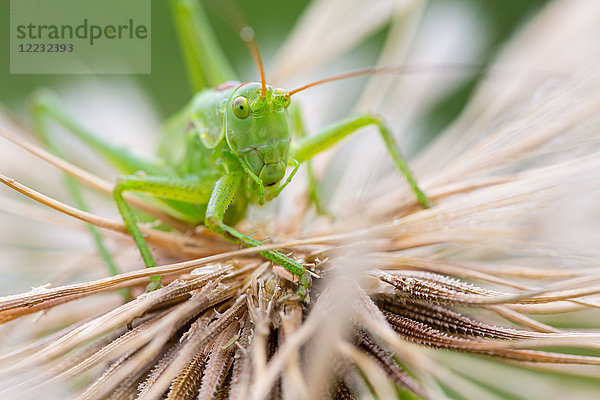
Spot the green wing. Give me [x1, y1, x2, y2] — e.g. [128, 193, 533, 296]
[158, 88, 232, 164]
[190, 89, 230, 149]
[191, 99, 227, 149]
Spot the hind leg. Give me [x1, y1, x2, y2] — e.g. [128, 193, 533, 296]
[29, 93, 156, 300]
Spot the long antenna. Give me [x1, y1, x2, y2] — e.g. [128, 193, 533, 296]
[285, 63, 489, 97]
[240, 27, 267, 98]
[204, 0, 268, 98]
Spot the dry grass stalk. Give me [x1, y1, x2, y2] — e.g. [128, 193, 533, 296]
[2, 1, 600, 399]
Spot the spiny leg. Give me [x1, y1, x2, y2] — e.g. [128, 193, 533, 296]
[169, 0, 237, 92]
[29, 94, 134, 300]
[275, 158, 300, 197]
[205, 174, 311, 297]
[29, 90, 166, 176]
[113, 175, 212, 290]
[289, 104, 332, 216]
[291, 113, 433, 208]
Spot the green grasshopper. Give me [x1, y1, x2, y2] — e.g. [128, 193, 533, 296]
[28, 0, 431, 298]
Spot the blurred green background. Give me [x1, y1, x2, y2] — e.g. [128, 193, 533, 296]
[1, 0, 548, 123]
[7, 2, 600, 399]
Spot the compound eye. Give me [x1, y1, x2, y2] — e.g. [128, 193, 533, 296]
[232, 96, 250, 119]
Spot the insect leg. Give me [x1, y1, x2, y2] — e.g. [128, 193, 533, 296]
[29, 89, 166, 176]
[169, 0, 237, 92]
[291, 114, 433, 208]
[205, 174, 311, 297]
[275, 158, 300, 196]
[113, 175, 212, 290]
[29, 93, 134, 300]
[289, 104, 333, 216]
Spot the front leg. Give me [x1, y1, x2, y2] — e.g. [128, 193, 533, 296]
[291, 114, 433, 208]
[205, 174, 312, 297]
[289, 104, 331, 216]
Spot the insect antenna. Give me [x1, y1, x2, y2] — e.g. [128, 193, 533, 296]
[240, 26, 267, 98]
[285, 63, 490, 97]
[205, 0, 267, 98]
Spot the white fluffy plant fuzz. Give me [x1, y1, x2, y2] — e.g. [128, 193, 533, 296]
[2, 0, 600, 399]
